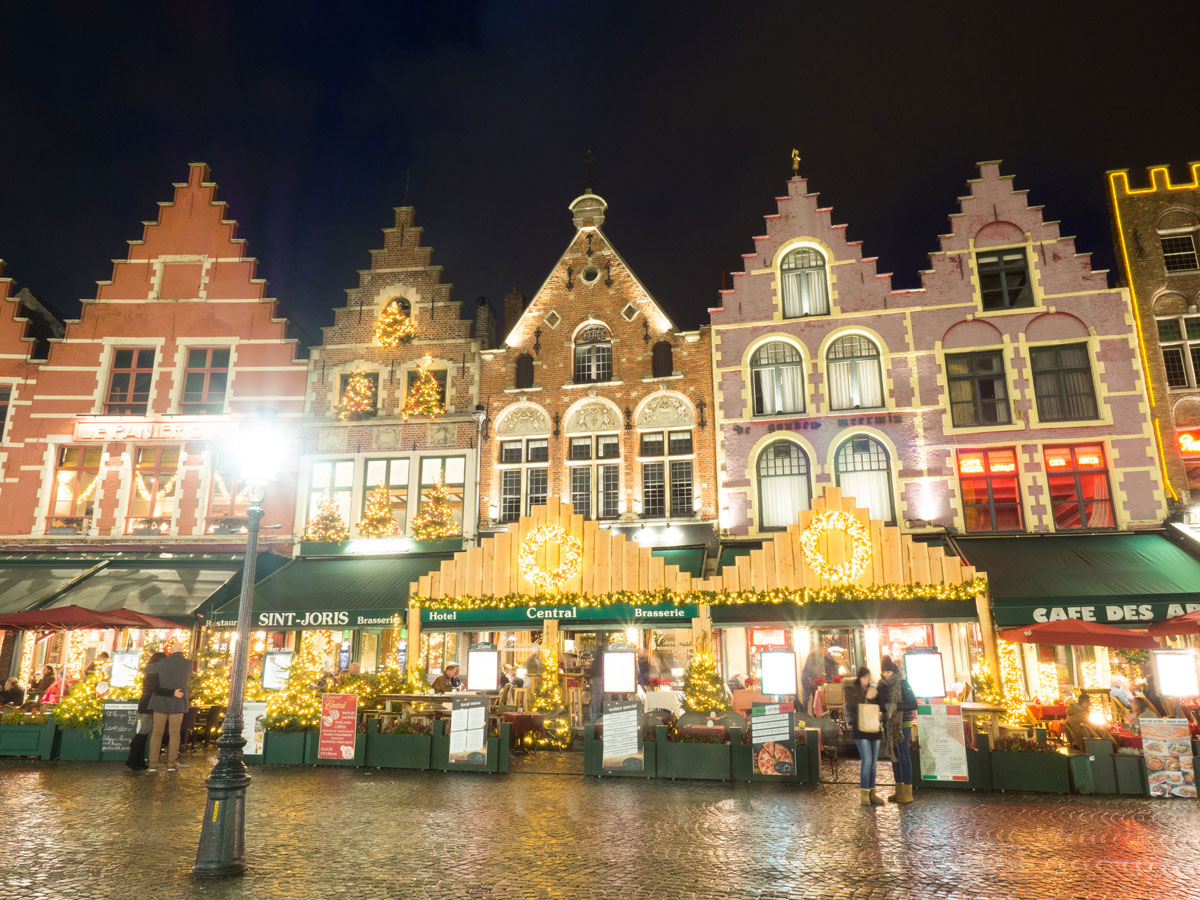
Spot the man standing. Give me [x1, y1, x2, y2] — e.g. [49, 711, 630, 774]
[147, 646, 191, 773]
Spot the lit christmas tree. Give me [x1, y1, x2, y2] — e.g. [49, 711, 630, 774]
[682, 636, 729, 715]
[302, 493, 349, 543]
[263, 630, 333, 732]
[528, 645, 572, 749]
[374, 299, 415, 347]
[358, 485, 399, 538]
[411, 478, 459, 540]
[337, 371, 377, 422]
[401, 355, 444, 422]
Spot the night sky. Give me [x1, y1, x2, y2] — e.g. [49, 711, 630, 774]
[2, 2, 1199, 338]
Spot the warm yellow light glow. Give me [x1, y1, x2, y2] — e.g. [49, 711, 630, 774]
[518, 524, 583, 592]
[799, 510, 871, 583]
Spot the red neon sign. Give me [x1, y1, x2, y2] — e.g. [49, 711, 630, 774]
[1180, 431, 1200, 456]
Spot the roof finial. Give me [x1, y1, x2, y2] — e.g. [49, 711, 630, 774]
[584, 148, 595, 192]
[791, 149, 801, 176]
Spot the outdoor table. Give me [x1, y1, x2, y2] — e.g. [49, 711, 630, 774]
[959, 702, 1005, 742]
[643, 690, 684, 716]
[1114, 731, 1143, 749]
[377, 692, 485, 719]
[502, 711, 544, 743]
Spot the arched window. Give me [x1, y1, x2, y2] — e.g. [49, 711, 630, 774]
[827, 335, 884, 410]
[751, 342, 805, 416]
[834, 436, 894, 524]
[780, 247, 829, 317]
[756, 441, 811, 530]
[573, 324, 612, 383]
[651, 340, 673, 378]
[391, 297, 412, 315]
[514, 353, 534, 389]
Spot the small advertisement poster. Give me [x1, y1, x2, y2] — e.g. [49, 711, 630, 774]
[449, 697, 488, 766]
[602, 700, 643, 771]
[262, 652, 293, 691]
[100, 701, 140, 753]
[242, 701, 268, 756]
[1140, 718, 1195, 798]
[317, 693, 358, 761]
[916, 701, 969, 782]
[108, 651, 140, 689]
[751, 702, 796, 776]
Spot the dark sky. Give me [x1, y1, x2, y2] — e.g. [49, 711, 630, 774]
[2, 2, 1199, 338]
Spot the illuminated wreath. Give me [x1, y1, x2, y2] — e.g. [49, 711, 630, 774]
[799, 510, 872, 584]
[519, 524, 583, 592]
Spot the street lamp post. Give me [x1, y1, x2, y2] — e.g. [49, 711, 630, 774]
[193, 413, 281, 878]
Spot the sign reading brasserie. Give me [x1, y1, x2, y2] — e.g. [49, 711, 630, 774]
[993, 600, 1200, 627]
[420, 603, 699, 625]
[73, 416, 235, 443]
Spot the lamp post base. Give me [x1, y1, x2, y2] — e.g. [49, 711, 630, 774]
[192, 777, 249, 877]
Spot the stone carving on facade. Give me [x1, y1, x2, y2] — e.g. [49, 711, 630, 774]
[428, 423, 456, 447]
[565, 401, 621, 434]
[317, 429, 348, 452]
[375, 426, 402, 450]
[496, 404, 550, 436]
[636, 393, 694, 429]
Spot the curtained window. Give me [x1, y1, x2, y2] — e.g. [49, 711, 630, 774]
[751, 342, 805, 416]
[574, 324, 613, 383]
[756, 441, 811, 530]
[1044, 445, 1115, 530]
[780, 247, 829, 317]
[834, 436, 894, 524]
[1030, 343, 1098, 422]
[827, 335, 884, 411]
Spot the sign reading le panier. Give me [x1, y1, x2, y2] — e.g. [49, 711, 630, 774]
[421, 603, 698, 625]
[993, 600, 1200, 627]
[73, 416, 235, 443]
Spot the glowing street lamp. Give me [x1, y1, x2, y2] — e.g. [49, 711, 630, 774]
[193, 410, 283, 877]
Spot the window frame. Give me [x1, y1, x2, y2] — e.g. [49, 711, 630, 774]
[1161, 234, 1200, 273]
[126, 445, 181, 534]
[573, 324, 613, 384]
[779, 246, 830, 318]
[833, 435, 895, 525]
[180, 347, 230, 415]
[946, 349, 1012, 428]
[306, 458, 355, 531]
[1029, 342, 1099, 423]
[48, 446, 102, 533]
[826, 334, 885, 412]
[1043, 444, 1116, 531]
[403, 368, 448, 411]
[339, 371, 382, 420]
[362, 457, 411, 534]
[750, 341, 805, 417]
[494, 440, 547, 523]
[1155, 314, 1200, 390]
[976, 248, 1034, 311]
[639, 428, 694, 518]
[956, 448, 1023, 533]
[514, 353, 535, 390]
[756, 440, 812, 532]
[418, 455, 467, 531]
[104, 347, 156, 415]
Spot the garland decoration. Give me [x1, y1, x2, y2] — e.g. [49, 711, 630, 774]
[518, 524, 583, 592]
[374, 299, 416, 347]
[799, 509, 871, 583]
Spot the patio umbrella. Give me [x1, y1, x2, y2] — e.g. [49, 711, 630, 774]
[0, 605, 177, 631]
[997, 619, 1159, 650]
[1147, 609, 1200, 637]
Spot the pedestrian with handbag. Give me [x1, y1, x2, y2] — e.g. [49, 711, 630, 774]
[879, 656, 916, 804]
[845, 666, 884, 806]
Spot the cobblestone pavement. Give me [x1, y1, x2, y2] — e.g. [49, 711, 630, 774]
[3, 753, 1200, 900]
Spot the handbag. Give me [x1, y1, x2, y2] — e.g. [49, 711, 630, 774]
[857, 701, 881, 733]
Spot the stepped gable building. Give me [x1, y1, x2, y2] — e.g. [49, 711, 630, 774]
[712, 162, 1165, 539]
[1108, 163, 1200, 507]
[477, 190, 717, 553]
[299, 206, 486, 542]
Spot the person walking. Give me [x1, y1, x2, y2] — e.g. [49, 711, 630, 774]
[845, 666, 884, 806]
[125, 652, 182, 771]
[879, 656, 916, 804]
[146, 646, 191, 773]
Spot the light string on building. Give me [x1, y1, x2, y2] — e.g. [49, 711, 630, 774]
[133, 467, 180, 501]
[798, 509, 872, 583]
[374, 299, 416, 348]
[518, 524, 584, 592]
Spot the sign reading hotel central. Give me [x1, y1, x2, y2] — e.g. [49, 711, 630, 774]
[421, 603, 699, 625]
[73, 416, 235, 443]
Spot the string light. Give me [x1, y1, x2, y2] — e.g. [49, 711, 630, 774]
[525, 644, 571, 749]
[19, 632, 36, 684]
[302, 493, 349, 543]
[374, 299, 416, 347]
[411, 478, 459, 540]
[133, 468, 180, 501]
[799, 509, 872, 583]
[358, 485, 400, 538]
[682, 635, 728, 715]
[1080, 661, 1100, 689]
[1037, 661, 1059, 702]
[401, 355, 444, 422]
[518, 525, 583, 592]
[997, 640, 1029, 725]
[263, 631, 335, 731]
[337, 371, 378, 422]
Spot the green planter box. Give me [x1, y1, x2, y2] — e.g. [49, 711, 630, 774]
[991, 750, 1070, 794]
[730, 728, 813, 783]
[657, 726, 731, 782]
[1114, 754, 1149, 796]
[582, 726, 657, 777]
[365, 721, 432, 769]
[55, 728, 102, 761]
[1068, 752, 1095, 794]
[262, 730, 314, 765]
[313, 732, 366, 767]
[0, 720, 57, 759]
[431, 720, 511, 773]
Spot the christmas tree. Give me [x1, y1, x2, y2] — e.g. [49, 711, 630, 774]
[374, 299, 415, 347]
[358, 485, 399, 538]
[302, 493, 349, 543]
[401, 355, 444, 422]
[528, 645, 572, 749]
[682, 636, 729, 715]
[337, 371, 377, 422]
[411, 478, 459, 539]
[263, 631, 332, 732]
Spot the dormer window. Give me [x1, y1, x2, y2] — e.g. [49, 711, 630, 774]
[976, 249, 1033, 310]
[780, 247, 829, 317]
[573, 324, 613, 383]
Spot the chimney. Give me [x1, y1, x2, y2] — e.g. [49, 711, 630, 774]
[473, 296, 496, 349]
[503, 285, 526, 338]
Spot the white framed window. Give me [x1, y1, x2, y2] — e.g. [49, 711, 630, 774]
[751, 342, 804, 416]
[827, 335, 884, 410]
[1157, 315, 1200, 388]
[640, 429, 693, 518]
[363, 458, 411, 533]
[1161, 234, 1200, 273]
[496, 439, 548, 522]
[757, 441, 811, 531]
[573, 324, 613, 383]
[419, 456, 466, 530]
[780, 247, 829, 317]
[307, 459, 354, 526]
[567, 434, 621, 520]
[834, 436, 894, 524]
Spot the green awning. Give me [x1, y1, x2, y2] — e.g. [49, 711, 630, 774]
[955, 533, 1200, 627]
[719, 542, 762, 570]
[710, 600, 978, 627]
[651, 546, 706, 578]
[0, 564, 99, 616]
[208, 553, 454, 630]
[46, 561, 244, 625]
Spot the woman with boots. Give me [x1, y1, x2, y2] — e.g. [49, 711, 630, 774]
[879, 656, 916, 804]
[845, 666, 884, 806]
[125, 652, 181, 771]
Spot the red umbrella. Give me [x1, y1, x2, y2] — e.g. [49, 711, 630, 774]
[0, 605, 177, 631]
[1148, 610, 1200, 637]
[998, 619, 1159, 650]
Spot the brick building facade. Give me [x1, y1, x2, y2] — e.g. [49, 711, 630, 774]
[477, 191, 717, 551]
[712, 162, 1165, 539]
[298, 206, 488, 543]
[1108, 163, 1200, 507]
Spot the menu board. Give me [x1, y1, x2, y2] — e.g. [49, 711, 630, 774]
[604, 650, 636, 694]
[108, 651, 140, 689]
[242, 701, 268, 756]
[317, 693, 359, 760]
[751, 702, 796, 776]
[101, 701, 140, 753]
[602, 700, 643, 771]
[1140, 718, 1196, 798]
[760, 651, 797, 696]
[263, 652, 293, 690]
[916, 701, 968, 781]
[467, 643, 499, 692]
[449, 697, 488, 765]
[1152, 650, 1200, 698]
[904, 652, 946, 699]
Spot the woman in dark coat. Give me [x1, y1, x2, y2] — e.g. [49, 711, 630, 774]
[31, 665, 56, 700]
[844, 666, 884, 806]
[125, 652, 180, 771]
